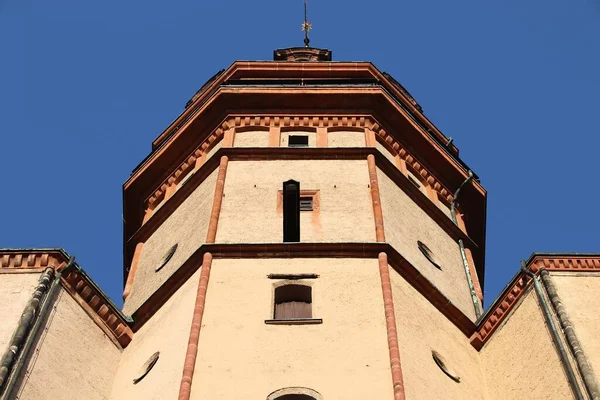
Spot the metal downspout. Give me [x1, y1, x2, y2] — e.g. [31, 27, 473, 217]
[520, 261, 585, 400]
[450, 170, 482, 318]
[539, 269, 600, 399]
[0, 257, 76, 400]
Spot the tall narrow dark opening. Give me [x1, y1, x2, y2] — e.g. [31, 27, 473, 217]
[283, 180, 300, 242]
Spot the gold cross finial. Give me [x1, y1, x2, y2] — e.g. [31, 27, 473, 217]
[302, 0, 311, 47]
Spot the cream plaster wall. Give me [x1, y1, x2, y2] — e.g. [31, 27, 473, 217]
[389, 271, 488, 399]
[124, 169, 218, 314]
[280, 131, 316, 147]
[234, 130, 270, 147]
[191, 258, 392, 399]
[376, 141, 397, 165]
[110, 269, 200, 400]
[216, 160, 376, 243]
[16, 289, 121, 400]
[0, 272, 41, 353]
[206, 140, 222, 160]
[552, 272, 600, 381]
[377, 168, 476, 320]
[327, 130, 365, 147]
[480, 289, 574, 399]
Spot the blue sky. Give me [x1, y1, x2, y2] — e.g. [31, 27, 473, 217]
[1, 0, 599, 309]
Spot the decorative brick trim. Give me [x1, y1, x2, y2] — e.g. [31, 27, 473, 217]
[222, 128, 234, 147]
[470, 274, 529, 350]
[470, 254, 600, 350]
[142, 114, 455, 220]
[178, 252, 212, 400]
[268, 126, 280, 147]
[0, 250, 133, 349]
[0, 251, 56, 270]
[316, 127, 327, 147]
[150, 62, 451, 153]
[369, 121, 454, 205]
[378, 252, 406, 400]
[129, 154, 221, 246]
[530, 255, 600, 271]
[123, 241, 144, 300]
[206, 156, 228, 243]
[146, 131, 225, 211]
[61, 268, 133, 348]
[368, 154, 386, 242]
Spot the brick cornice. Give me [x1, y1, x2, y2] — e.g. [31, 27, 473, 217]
[0, 250, 60, 270]
[142, 113, 465, 230]
[529, 254, 600, 271]
[470, 254, 600, 350]
[0, 249, 132, 348]
[151, 61, 453, 155]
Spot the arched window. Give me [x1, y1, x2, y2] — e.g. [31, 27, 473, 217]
[274, 284, 312, 319]
[267, 387, 323, 400]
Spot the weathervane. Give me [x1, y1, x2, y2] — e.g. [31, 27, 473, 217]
[301, 0, 312, 47]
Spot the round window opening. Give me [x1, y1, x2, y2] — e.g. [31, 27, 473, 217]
[432, 350, 460, 383]
[417, 241, 442, 270]
[133, 352, 159, 384]
[156, 243, 178, 272]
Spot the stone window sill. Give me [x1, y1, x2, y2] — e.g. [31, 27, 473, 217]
[264, 318, 323, 325]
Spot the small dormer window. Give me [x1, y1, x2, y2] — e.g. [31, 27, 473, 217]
[288, 135, 309, 147]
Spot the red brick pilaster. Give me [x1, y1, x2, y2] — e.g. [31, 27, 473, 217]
[378, 252, 406, 400]
[223, 128, 235, 147]
[178, 252, 213, 400]
[316, 127, 328, 147]
[205, 156, 228, 243]
[365, 128, 376, 147]
[123, 241, 144, 300]
[269, 127, 281, 147]
[368, 154, 386, 242]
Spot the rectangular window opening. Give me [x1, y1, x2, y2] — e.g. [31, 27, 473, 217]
[265, 280, 323, 325]
[288, 135, 309, 147]
[274, 284, 312, 319]
[283, 180, 300, 242]
[299, 197, 313, 211]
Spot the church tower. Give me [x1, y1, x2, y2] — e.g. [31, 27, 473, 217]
[117, 43, 488, 399]
[2, 36, 599, 399]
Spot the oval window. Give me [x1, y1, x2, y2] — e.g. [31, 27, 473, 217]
[432, 350, 460, 382]
[417, 241, 441, 270]
[156, 244, 178, 272]
[133, 352, 159, 384]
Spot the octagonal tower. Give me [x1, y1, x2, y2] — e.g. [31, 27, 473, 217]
[116, 46, 488, 399]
